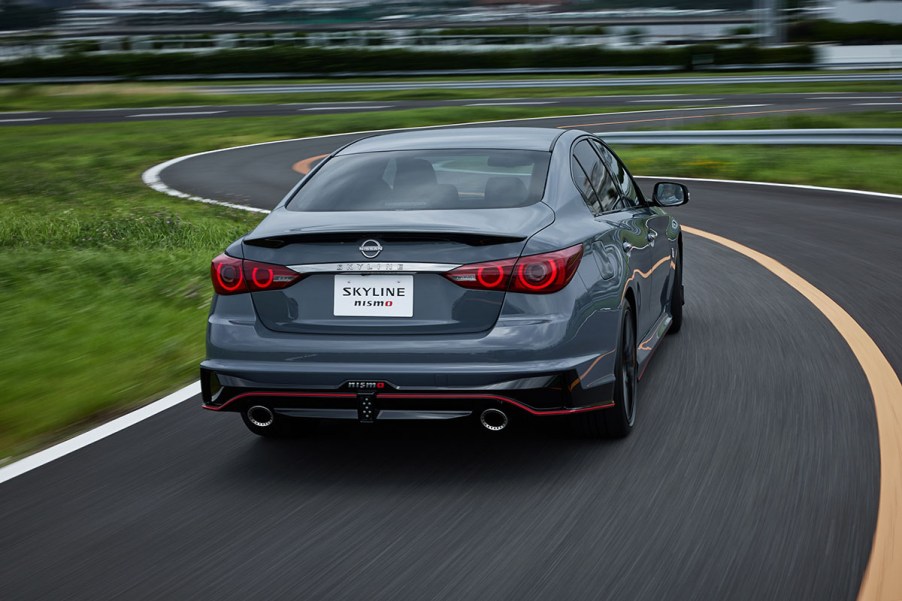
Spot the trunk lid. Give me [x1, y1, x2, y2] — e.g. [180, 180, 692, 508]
[241, 205, 554, 335]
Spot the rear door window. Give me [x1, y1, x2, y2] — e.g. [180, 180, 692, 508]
[571, 139, 620, 214]
[571, 153, 602, 215]
[591, 139, 641, 208]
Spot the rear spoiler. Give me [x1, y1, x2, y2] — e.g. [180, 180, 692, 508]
[244, 231, 525, 249]
[245, 204, 556, 248]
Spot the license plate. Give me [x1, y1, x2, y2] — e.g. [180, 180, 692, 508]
[334, 274, 414, 317]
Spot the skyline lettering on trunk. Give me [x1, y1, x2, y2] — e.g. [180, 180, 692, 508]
[336, 263, 405, 272]
[342, 286, 407, 297]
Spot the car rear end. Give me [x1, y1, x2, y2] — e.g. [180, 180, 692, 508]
[201, 135, 621, 431]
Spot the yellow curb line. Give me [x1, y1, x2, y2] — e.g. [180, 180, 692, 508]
[292, 153, 328, 175]
[684, 225, 902, 601]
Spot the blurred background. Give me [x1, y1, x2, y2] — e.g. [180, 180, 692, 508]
[1, 0, 901, 71]
[1, 2, 902, 601]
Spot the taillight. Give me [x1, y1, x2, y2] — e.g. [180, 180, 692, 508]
[510, 245, 582, 293]
[444, 244, 583, 295]
[212, 255, 245, 294]
[444, 258, 517, 291]
[210, 254, 301, 295]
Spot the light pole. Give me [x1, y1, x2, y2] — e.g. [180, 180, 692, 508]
[757, 0, 785, 45]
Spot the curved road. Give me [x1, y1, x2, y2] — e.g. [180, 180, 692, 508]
[1, 112, 900, 600]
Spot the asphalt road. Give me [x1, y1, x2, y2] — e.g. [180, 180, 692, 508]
[2, 91, 901, 126]
[2, 112, 900, 600]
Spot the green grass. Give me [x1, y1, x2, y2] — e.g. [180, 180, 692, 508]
[616, 145, 902, 193]
[0, 123, 268, 459]
[661, 110, 902, 131]
[1, 77, 900, 111]
[1, 105, 899, 461]
[620, 111, 902, 191]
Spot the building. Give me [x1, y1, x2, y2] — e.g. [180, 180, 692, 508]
[830, 0, 902, 23]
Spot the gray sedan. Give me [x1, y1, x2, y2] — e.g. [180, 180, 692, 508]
[201, 127, 687, 438]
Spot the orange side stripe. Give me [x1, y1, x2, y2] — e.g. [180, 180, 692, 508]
[569, 349, 615, 392]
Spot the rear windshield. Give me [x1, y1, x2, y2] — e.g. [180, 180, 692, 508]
[286, 149, 550, 212]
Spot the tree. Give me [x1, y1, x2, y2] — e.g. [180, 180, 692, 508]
[0, 0, 59, 29]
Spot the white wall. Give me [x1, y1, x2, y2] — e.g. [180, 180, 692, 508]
[819, 43, 902, 65]
[831, 0, 902, 23]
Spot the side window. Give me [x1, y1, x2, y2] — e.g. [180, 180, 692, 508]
[570, 152, 601, 215]
[573, 140, 619, 213]
[592, 139, 641, 207]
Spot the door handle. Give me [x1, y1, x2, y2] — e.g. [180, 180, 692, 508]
[622, 241, 634, 253]
[647, 230, 658, 244]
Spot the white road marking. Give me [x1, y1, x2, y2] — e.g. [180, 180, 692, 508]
[455, 97, 528, 102]
[0, 382, 201, 485]
[631, 98, 721, 103]
[808, 96, 893, 100]
[0, 117, 47, 123]
[457, 94, 687, 102]
[68, 105, 218, 113]
[465, 101, 555, 106]
[601, 93, 687, 97]
[300, 105, 390, 111]
[142, 152, 271, 215]
[559, 104, 769, 122]
[127, 111, 225, 118]
[283, 101, 392, 107]
[855, 102, 902, 106]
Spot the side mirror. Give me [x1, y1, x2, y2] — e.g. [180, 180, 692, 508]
[652, 182, 689, 207]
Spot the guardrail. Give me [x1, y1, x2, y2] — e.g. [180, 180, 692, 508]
[6, 69, 902, 86]
[598, 129, 902, 145]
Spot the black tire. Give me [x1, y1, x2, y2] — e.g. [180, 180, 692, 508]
[668, 246, 684, 335]
[241, 409, 318, 438]
[576, 304, 638, 439]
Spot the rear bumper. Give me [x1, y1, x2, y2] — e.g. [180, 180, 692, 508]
[202, 289, 623, 420]
[200, 363, 616, 419]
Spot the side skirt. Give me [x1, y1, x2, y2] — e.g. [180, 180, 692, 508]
[637, 311, 672, 380]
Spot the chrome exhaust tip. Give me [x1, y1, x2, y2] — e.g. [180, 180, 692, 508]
[247, 405, 274, 428]
[480, 408, 508, 432]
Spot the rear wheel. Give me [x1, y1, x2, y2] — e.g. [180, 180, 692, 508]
[576, 304, 637, 439]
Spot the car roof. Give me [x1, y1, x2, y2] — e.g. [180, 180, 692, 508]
[337, 127, 567, 154]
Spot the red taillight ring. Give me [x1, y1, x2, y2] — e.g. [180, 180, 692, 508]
[444, 245, 580, 294]
[215, 262, 245, 292]
[476, 264, 505, 288]
[516, 260, 559, 291]
[251, 267, 274, 289]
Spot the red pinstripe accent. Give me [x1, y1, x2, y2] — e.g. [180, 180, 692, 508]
[203, 391, 357, 411]
[378, 393, 614, 416]
[206, 391, 614, 416]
